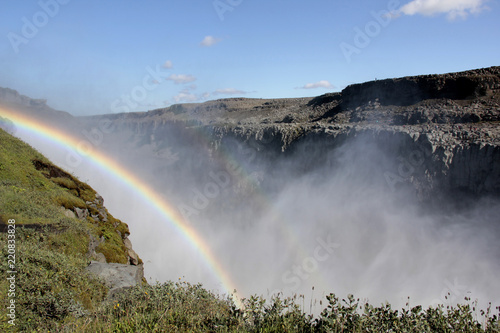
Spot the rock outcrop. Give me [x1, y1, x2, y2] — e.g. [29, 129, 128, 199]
[85, 262, 144, 299]
[2, 66, 499, 202]
[340, 66, 500, 109]
[77, 67, 500, 200]
[28, 158, 145, 291]
[0, 87, 74, 121]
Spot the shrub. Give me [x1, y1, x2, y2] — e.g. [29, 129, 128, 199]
[53, 192, 87, 210]
[0, 228, 108, 331]
[51, 177, 78, 190]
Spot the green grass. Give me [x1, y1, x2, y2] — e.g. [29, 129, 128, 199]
[0, 128, 133, 330]
[39, 285, 499, 332]
[0, 227, 108, 332]
[0, 128, 499, 332]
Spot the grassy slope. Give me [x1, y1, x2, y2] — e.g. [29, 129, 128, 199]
[0, 128, 499, 332]
[0, 128, 130, 330]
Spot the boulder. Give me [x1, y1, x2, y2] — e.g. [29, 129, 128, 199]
[61, 207, 76, 219]
[95, 193, 104, 206]
[85, 261, 144, 298]
[128, 249, 139, 266]
[123, 238, 139, 265]
[123, 238, 133, 250]
[74, 207, 88, 220]
[93, 252, 107, 263]
[87, 234, 105, 258]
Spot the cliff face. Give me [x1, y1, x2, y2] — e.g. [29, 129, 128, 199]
[2, 67, 499, 200]
[0, 87, 74, 121]
[340, 66, 500, 108]
[78, 67, 500, 200]
[0, 87, 49, 108]
[205, 124, 500, 199]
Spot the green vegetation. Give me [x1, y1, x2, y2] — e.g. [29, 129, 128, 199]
[0, 227, 108, 332]
[14, 283, 497, 332]
[0, 128, 131, 330]
[0, 128, 499, 332]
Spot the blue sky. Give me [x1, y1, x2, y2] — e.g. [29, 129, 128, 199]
[0, 0, 498, 116]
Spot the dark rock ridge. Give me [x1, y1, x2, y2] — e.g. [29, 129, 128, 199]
[0, 87, 49, 109]
[339, 66, 500, 109]
[1, 67, 499, 200]
[77, 66, 500, 200]
[0, 87, 73, 121]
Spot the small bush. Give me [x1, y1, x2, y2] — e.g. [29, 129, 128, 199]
[53, 192, 87, 210]
[80, 281, 241, 332]
[96, 241, 128, 264]
[51, 176, 78, 190]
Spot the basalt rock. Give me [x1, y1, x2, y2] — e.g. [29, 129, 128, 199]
[85, 261, 144, 298]
[74, 207, 89, 220]
[79, 67, 500, 200]
[340, 66, 500, 109]
[3, 67, 499, 201]
[123, 237, 140, 266]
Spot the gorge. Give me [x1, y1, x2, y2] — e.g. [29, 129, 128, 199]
[1, 66, 499, 313]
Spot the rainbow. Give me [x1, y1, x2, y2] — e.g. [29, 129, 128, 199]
[0, 106, 243, 308]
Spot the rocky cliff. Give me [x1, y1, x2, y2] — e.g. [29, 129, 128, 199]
[0, 127, 146, 329]
[2, 67, 499, 200]
[0, 87, 74, 121]
[80, 66, 500, 200]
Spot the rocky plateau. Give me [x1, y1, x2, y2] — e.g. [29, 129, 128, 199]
[2, 66, 500, 208]
[82, 66, 500, 202]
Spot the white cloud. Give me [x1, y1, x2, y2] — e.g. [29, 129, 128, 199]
[170, 88, 209, 104]
[162, 60, 173, 69]
[171, 92, 200, 103]
[213, 88, 247, 95]
[298, 80, 335, 90]
[200, 35, 221, 47]
[166, 74, 197, 84]
[397, 0, 488, 19]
